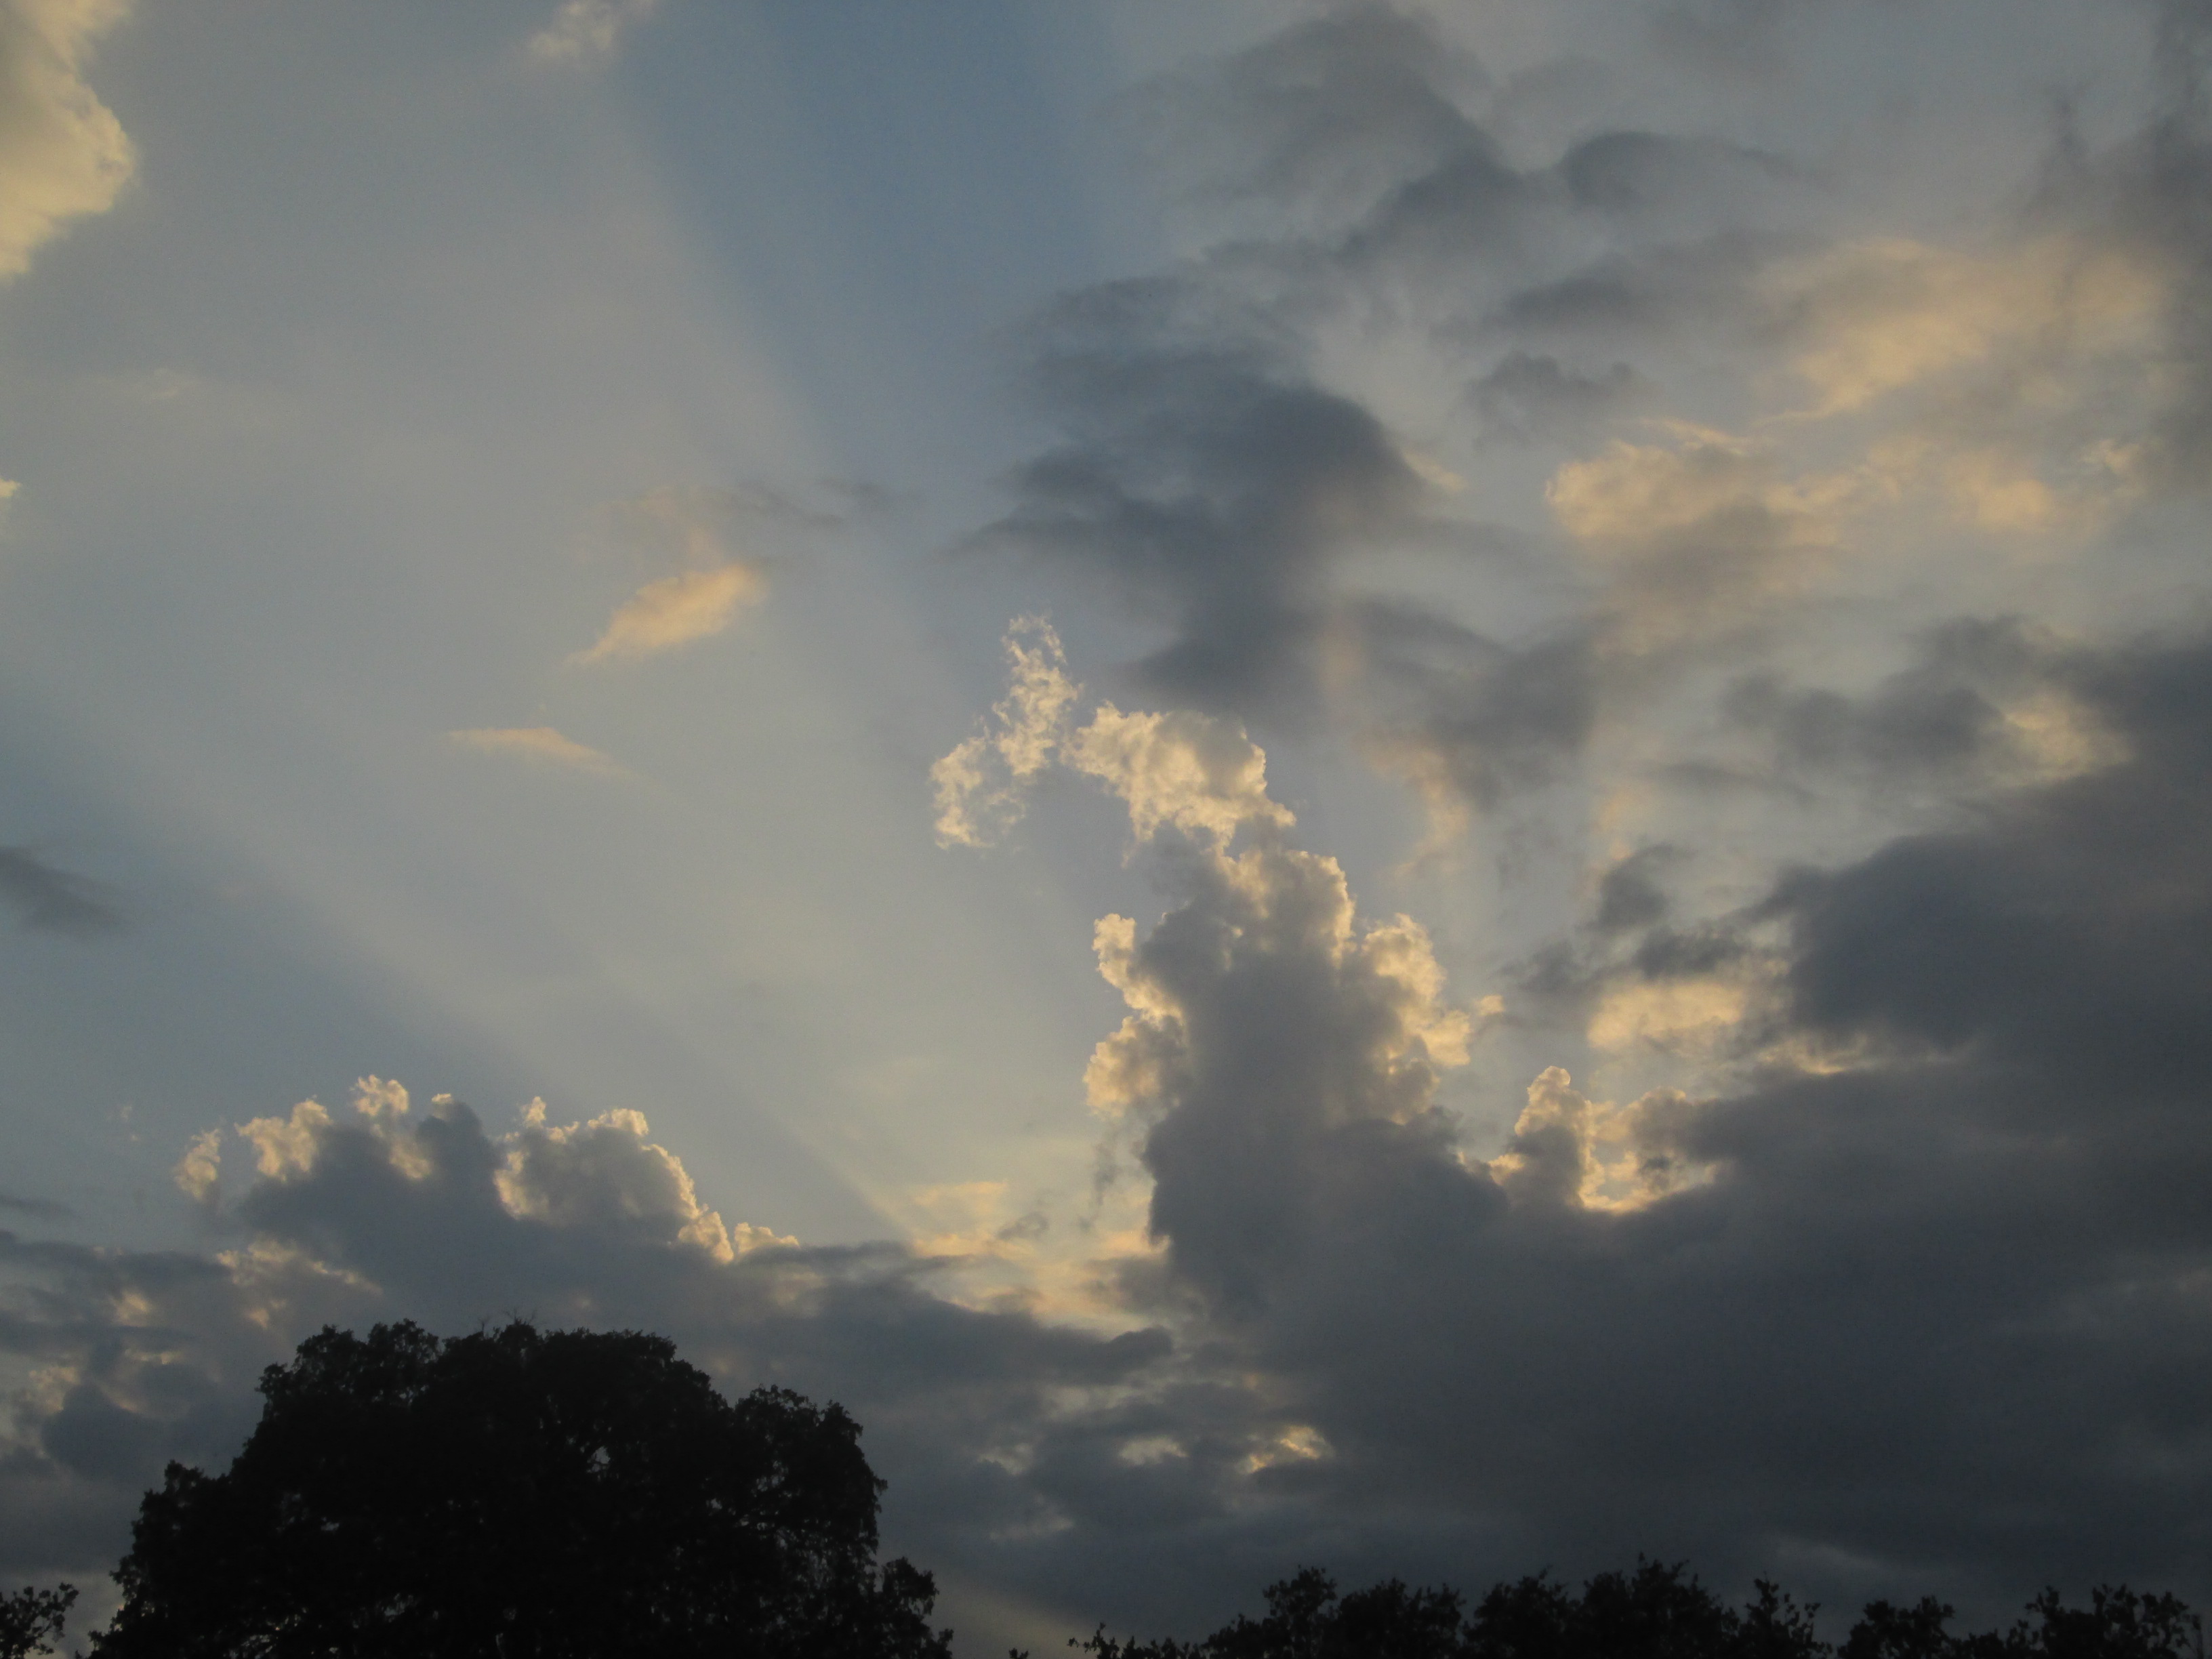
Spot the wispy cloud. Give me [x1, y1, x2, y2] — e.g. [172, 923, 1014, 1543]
[0, 845, 125, 935]
[447, 726, 627, 778]
[524, 0, 657, 69]
[571, 562, 764, 665]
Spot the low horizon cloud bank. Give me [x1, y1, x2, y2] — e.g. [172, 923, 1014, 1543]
[7, 615, 2211, 1641]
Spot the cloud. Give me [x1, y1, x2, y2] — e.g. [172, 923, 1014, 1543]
[930, 617, 1080, 848]
[935, 618, 1296, 851]
[0, 0, 134, 280]
[931, 615, 2212, 1613]
[13, 630, 2212, 1631]
[524, 0, 657, 68]
[0, 1078, 1188, 1647]
[1471, 352, 1655, 446]
[978, 285, 1429, 722]
[1725, 618, 2131, 790]
[572, 562, 765, 665]
[447, 726, 628, 777]
[1763, 237, 2164, 418]
[0, 846, 124, 936]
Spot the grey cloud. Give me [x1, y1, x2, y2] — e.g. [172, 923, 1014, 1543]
[977, 287, 1602, 810]
[10, 634, 2212, 1634]
[979, 283, 1425, 720]
[0, 1191, 72, 1221]
[1479, 231, 1781, 343]
[1594, 845, 1681, 933]
[1089, 628, 2212, 1618]
[0, 1097, 1218, 1648]
[1128, 6, 1488, 239]
[1470, 351, 1656, 445]
[1652, 0, 1792, 78]
[1724, 619, 2048, 781]
[0, 847, 125, 937]
[1351, 603, 1599, 809]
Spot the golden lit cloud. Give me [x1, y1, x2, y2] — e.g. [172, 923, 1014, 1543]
[447, 725, 628, 777]
[1586, 977, 1750, 1054]
[931, 617, 1080, 847]
[572, 562, 765, 665]
[0, 0, 135, 280]
[1767, 237, 2163, 415]
[1489, 1067, 1707, 1212]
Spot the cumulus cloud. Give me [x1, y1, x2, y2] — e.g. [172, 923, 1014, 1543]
[447, 725, 628, 777]
[930, 617, 1080, 848]
[0, 1076, 1204, 1652]
[928, 610, 2212, 1616]
[0, 0, 134, 280]
[934, 617, 1295, 851]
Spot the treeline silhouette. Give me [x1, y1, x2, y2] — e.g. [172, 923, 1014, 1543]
[1055, 1563, 2205, 1659]
[0, 1323, 2201, 1659]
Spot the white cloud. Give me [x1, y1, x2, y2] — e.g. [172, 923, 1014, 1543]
[933, 617, 1294, 849]
[447, 725, 628, 777]
[172, 1128, 221, 1205]
[496, 1097, 792, 1263]
[0, 0, 135, 280]
[930, 617, 1080, 847]
[572, 562, 765, 665]
[1064, 704, 1294, 846]
[525, 0, 658, 68]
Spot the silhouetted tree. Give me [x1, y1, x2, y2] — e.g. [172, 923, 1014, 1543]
[0, 1585, 76, 1659]
[1067, 1565, 2200, 1659]
[92, 1320, 950, 1659]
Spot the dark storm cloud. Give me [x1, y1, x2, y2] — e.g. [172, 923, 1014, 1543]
[1091, 626, 2212, 1617]
[0, 848, 124, 937]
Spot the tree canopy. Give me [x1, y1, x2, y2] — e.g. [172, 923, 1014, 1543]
[90, 1320, 950, 1659]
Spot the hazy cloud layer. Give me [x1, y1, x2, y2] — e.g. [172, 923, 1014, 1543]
[0, 846, 123, 935]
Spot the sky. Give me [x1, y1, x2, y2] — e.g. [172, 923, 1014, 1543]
[3, 0, 2211, 1650]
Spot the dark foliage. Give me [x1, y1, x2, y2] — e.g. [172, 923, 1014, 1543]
[1061, 1563, 2202, 1659]
[91, 1320, 950, 1659]
[0, 1585, 76, 1659]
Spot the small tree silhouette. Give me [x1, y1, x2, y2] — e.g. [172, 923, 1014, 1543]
[0, 1585, 76, 1659]
[91, 1320, 950, 1659]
